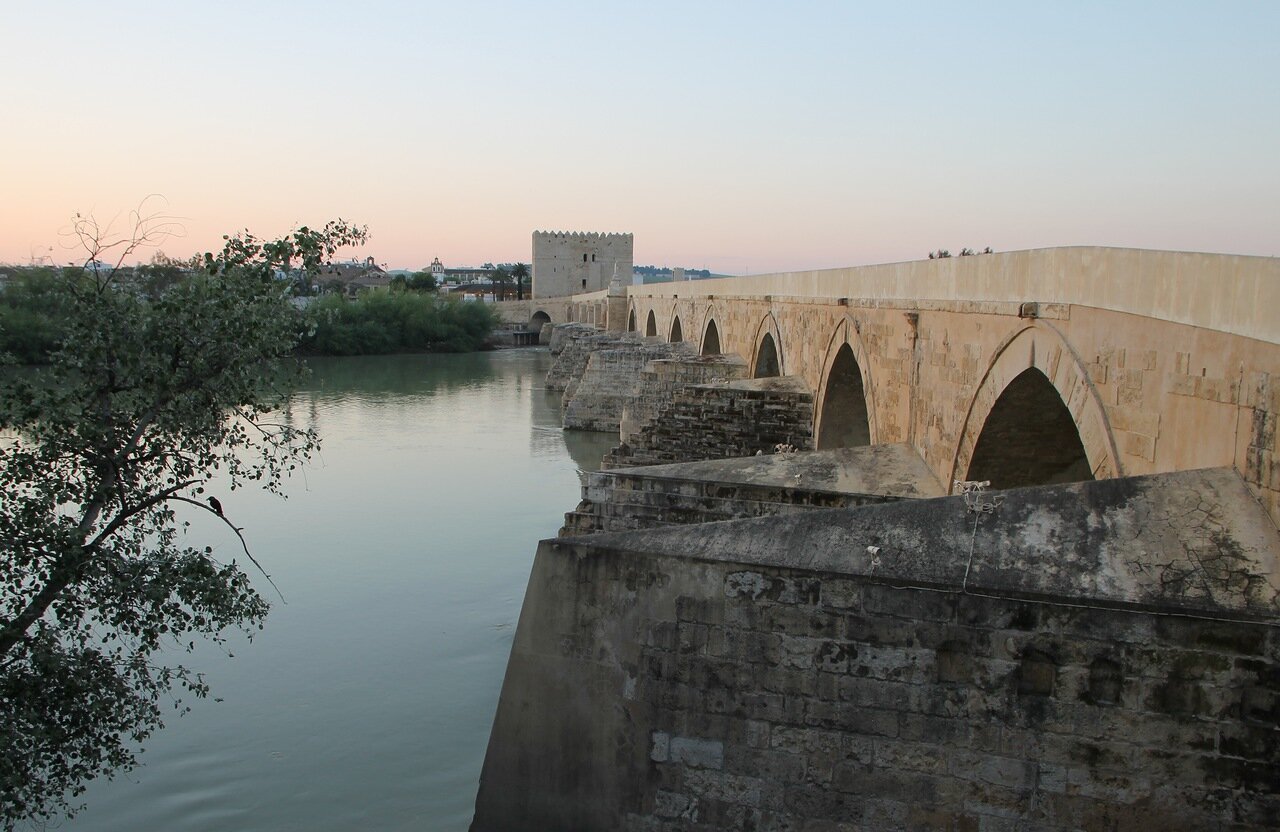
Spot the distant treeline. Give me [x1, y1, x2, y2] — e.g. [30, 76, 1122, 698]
[633, 265, 712, 278]
[0, 266, 498, 363]
[0, 268, 66, 363]
[298, 292, 496, 355]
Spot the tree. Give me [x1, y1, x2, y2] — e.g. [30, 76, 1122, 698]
[408, 270, 437, 293]
[0, 211, 367, 828]
[0, 266, 68, 363]
[511, 262, 529, 301]
[491, 265, 511, 301]
[134, 250, 198, 297]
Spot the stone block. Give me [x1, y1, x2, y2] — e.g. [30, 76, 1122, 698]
[670, 736, 725, 770]
[1109, 405, 1160, 436]
[1119, 430, 1157, 462]
[652, 731, 671, 762]
[653, 790, 695, 819]
[684, 770, 764, 806]
[862, 586, 956, 622]
[819, 579, 861, 610]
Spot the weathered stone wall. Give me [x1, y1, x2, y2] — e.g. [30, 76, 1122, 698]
[564, 342, 697, 432]
[623, 248, 1280, 527]
[564, 445, 944, 536]
[604, 377, 814, 469]
[620, 355, 750, 446]
[473, 469, 1280, 831]
[562, 468, 893, 536]
[545, 330, 641, 392]
[546, 321, 598, 355]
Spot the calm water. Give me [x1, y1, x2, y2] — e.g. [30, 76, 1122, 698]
[66, 350, 617, 832]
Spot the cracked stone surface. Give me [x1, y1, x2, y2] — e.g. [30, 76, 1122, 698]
[562, 467, 1280, 619]
[603, 443, 945, 501]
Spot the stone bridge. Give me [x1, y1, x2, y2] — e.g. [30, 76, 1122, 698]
[475, 247, 1280, 832]
[510, 247, 1280, 526]
[492, 289, 615, 338]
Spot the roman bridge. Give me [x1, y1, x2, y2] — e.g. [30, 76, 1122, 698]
[500, 246, 1280, 526]
[476, 245, 1280, 831]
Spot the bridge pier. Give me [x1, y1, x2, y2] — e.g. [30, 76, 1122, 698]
[470, 248, 1280, 830]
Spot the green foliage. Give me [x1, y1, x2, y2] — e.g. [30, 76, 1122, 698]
[510, 262, 528, 300]
[408, 270, 437, 292]
[633, 264, 711, 278]
[0, 267, 71, 363]
[300, 291, 497, 355]
[0, 218, 367, 828]
[490, 266, 511, 301]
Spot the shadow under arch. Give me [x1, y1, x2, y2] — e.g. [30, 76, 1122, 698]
[950, 322, 1120, 491]
[669, 316, 683, 343]
[627, 307, 636, 332]
[966, 367, 1094, 489]
[701, 318, 721, 356]
[751, 313, 783, 378]
[529, 310, 552, 334]
[814, 318, 875, 449]
[645, 310, 657, 337]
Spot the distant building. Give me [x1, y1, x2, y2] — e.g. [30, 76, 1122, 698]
[429, 256, 495, 286]
[316, 256, 390, 293]
[531, 231, 634, 298]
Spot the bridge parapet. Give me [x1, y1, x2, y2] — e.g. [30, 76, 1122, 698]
[631, 247, 1279, 343]
[620, 247, 1280, 528]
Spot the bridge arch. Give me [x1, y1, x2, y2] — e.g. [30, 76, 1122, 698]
[669, 316, 683, 343]
[751, 314, 783, 378]
[528, 310, 552, 334]
[627, 307, 637, 332]
[701, 317, 722, 356]
[815, 318, 876, 448]
[950, 322, 1120, 491]
[645, 310, 658, 337]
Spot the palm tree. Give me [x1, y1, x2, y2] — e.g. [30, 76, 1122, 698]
[491, 266, 510, 301]
[511, 262, 529, 300]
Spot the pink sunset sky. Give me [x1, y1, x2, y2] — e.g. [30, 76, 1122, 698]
[3, 2, 1277, 274]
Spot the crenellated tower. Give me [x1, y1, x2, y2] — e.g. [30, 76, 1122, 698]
[531, 231, 634, 299]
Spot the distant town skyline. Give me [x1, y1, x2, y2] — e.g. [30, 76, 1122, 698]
[3, 2, 1277, 274]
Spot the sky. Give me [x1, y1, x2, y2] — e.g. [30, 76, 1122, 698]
[2, 1, 1277, 274]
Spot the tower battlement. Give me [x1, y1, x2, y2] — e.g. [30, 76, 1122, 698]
[531, 230, 634, 299]
[533, 231, 633, 241]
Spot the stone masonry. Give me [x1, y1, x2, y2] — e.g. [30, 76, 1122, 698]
[546, 321, 598, 357]
[604, 376, 815, 469]
[545, 328, 636, 393]
[564, 341, 697, 432]
[472, 468, 1280, 831]
[622, 248, 1280, 528]
[562, 444, 943, 536]
[620, 355, 751, 446]
[532, 231, 634, 299]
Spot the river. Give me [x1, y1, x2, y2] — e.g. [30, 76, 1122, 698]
[67, 350, 617, 832]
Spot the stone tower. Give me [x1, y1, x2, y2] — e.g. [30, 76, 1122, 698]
[531, 231, 634, 299]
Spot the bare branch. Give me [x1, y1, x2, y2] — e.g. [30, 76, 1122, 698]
[58, 196, 187, 282]
[168, 496, 287, 603]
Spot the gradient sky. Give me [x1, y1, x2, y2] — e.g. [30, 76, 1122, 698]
[3, 1, 1277, 274]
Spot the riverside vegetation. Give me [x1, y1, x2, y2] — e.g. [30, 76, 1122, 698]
[0, 264, 499, 364]
[0, 216, 501, 829]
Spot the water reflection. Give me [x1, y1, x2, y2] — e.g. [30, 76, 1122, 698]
[562, 426, 617, 473]
[66, 349, 601, 832]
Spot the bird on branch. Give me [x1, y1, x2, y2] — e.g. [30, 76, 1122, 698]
[207, 496, 225, 517]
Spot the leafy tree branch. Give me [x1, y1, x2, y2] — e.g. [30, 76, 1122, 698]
[0, 210, 366, 828]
